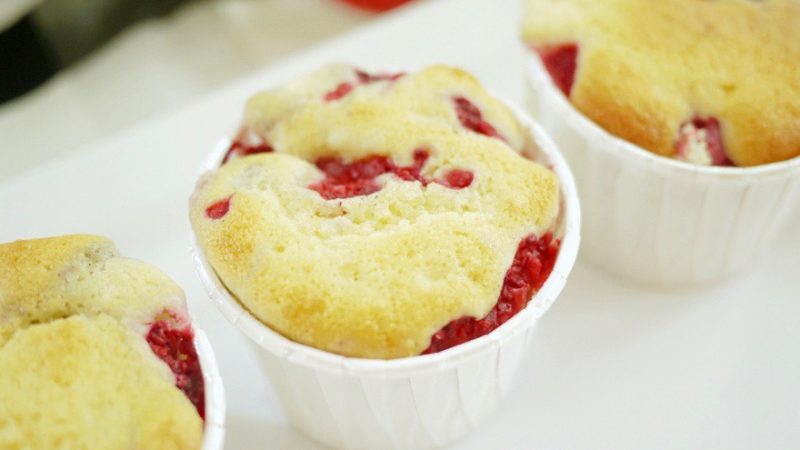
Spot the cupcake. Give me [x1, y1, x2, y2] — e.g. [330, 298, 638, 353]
[0, 235, 224, 449]
[190, 64, 580, 449]
[523, 0, 800, 284]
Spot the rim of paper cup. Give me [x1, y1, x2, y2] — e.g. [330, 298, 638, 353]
[195, 327, 226, 449]
[190, 97, 581, 378]
[525, 52, 800, 179]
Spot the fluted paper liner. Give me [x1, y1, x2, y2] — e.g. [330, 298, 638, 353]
[190, 105, 580, 450]
[526, 54, 800, 285]
[196, 327, 227, 449]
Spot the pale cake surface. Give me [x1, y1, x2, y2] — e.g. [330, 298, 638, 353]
[522, 0, 800, 166]
[0, 235, 203, 450]
[190, 64, 560, 359]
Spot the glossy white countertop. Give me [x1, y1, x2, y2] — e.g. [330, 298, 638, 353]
[1, 0, 798, 448]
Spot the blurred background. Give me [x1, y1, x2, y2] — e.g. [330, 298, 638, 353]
[0, 0, 415, 180]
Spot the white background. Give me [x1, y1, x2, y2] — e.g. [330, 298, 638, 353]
[1, 0, 799, 448]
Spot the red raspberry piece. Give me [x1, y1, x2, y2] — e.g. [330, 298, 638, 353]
[146, 311, 205, 419]
[355, 69, 405, 83]
[393, 149, 430, 182]
[222, 140, 273, 164]
[422, 232, 560, 354]
[324, 82, 355, 102]
[336, 0, 413, 12]
[323, 69, 405, 102]
[309, 152, 426, 200]
[453, 96, 504, 140]
[205, 196, 231, 219]
[536, 43, 579, 96]
[308, 150, 474, 200]
[676, 116, 732, 166]
[437, 169, 474, 189]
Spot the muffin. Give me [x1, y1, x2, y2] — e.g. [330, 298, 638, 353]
[190, 64, 579, 449]
[523, 0, 800, 167]
[522, 0, 800, 284]
[0, 235, 207, 449]
[190, 63, 561, 359]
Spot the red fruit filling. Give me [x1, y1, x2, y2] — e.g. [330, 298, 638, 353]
[324, 82, 355, 102]
[308, 150, 474, 200]
[335, 0, 413, 12]
[535, 43, 579, 96]
[205, 196, 231, 219]
[355, 69, 405, 84]
[146, 311, 205, 419]
[323, 69, 405, 102]
[422, 232, 560, 354]
[439, 169, 474, 189]
[222, 138, 273, 164]
[453, 96, 504, 140]
[675, 116, 732, 166]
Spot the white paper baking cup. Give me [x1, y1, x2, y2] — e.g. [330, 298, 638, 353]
[195, 327, 227, 450]
[190, 106, 580, 450]
[526, 54, 800, 285]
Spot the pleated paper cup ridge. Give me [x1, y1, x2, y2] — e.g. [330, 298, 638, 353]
[196, 327, 227, 450]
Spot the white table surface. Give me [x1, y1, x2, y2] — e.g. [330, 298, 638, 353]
[1, 0, 799, 448]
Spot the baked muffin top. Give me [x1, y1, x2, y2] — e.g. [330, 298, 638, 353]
[522, 0, 800, 167]
[0, 235, 203, 449]
[190, 64, 560, 359]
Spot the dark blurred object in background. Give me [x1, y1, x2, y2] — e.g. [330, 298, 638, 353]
[336, 0, 413, 12]
[31, 0, 187, 66]
[0, 0, 189, 103]
[0, 0, 412, 104]
[0, 16, 56, 103]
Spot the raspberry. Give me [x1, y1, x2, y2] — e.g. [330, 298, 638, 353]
[336, 0, 413, 12]
[309, 150, 474, 200]
[536, 43, 579, 96]
[675, 116, 732, 166]
[355, 69, 405, 83]
[323, 69, 404, 102]
[422, 232, 559, 354]
[205, 196, 231, 219]
[438, 169, 474, 189]
[323, 82, 355, 102]
[222, 140, 272, 164]
[453, 96, 504, 140]
[146, 311, 205, 419]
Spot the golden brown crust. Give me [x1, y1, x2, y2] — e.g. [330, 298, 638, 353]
[0, 235, 186, 343]
[523, 0, 800, 166]
[0, 235, 203, 449]
[190, 64, 560, 359]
